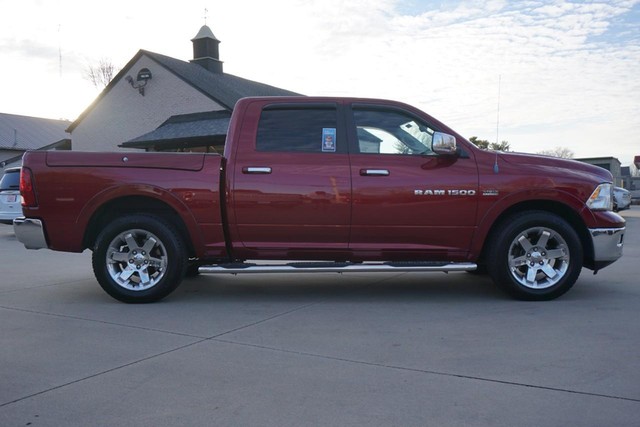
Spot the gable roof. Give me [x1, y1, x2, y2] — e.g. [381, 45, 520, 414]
[0, 112, 70, 150]
[146, 50, 301, 108]
[67, 49, 301, 132]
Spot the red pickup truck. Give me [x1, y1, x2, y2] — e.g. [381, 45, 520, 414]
[14, 97, 625, 303]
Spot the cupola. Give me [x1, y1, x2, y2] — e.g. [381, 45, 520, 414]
[190, 25, 223, 73]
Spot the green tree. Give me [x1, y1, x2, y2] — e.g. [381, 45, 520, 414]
[469, 136, 510, 151]
[469, 136, 489, 149]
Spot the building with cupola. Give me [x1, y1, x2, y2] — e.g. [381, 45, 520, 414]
[67, 24, 300, 152]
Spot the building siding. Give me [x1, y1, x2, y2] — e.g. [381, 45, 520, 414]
[72, 55, 225, 152]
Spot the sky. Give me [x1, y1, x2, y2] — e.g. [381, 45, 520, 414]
[0, 0, 638, 165]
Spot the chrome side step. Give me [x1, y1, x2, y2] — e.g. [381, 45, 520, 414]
[199, 261, 477, 275]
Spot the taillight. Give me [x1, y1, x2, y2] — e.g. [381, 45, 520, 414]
[20, 167, 37, 207]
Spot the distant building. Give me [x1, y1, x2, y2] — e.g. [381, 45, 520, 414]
[0, 113, 70, 170]
[67, 25, 300, 152]
[575, 157, 624, 187]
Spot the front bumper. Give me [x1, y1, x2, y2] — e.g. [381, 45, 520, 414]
[13, 217, 48, 249]
[589, 227, 625, 268]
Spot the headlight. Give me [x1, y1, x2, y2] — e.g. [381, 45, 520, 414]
[586, 183, 613, 211]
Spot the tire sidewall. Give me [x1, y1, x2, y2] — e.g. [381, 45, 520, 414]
[92, 214, 187, 303]
[487, 211, 583, 301]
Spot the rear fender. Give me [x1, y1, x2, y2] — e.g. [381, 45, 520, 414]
[77, 184, 204, 255]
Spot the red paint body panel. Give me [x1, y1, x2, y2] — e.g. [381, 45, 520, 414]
[349, 153, 478, 261]
[19, 96, 625, 267]
[22, 151, 226, 258]
[225, 98, 351, 260]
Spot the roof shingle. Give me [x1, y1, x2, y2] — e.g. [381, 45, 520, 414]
[68, 49, 302, 132]
[0, 113, 70, 150]
[143, 50, 301, 110]
[122, 111, 230, 149]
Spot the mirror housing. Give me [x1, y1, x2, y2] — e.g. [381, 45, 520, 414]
[432, 132, 457, 155]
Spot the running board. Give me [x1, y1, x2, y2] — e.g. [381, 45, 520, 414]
[199, 261, 477, 275]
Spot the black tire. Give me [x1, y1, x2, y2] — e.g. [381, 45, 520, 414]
[486, 211, 583, 301]
[466, 264, 488, 275]
[92, 214, 187, 303]
[185, 263, 201, 278]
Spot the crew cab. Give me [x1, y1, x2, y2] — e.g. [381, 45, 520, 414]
[13, 97, 625, 302]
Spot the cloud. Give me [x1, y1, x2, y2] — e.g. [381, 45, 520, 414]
[0, 0, 638, 162]
[0, 38, 58, 59]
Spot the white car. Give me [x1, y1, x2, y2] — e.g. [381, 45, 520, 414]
[613, 186, 631, 212]
[0, 167, 21, 224]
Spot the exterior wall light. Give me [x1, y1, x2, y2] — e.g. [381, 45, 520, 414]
[125, 68, 152, 96]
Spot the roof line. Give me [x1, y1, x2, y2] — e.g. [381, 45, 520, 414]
[66, 50, 147, 132]
[66, 49, 237, 132]
[145, 51, 235, 110]
[66, 49, 300, 133]
[0, 112, 71, 123]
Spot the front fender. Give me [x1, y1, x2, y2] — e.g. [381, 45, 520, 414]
[469, 188, 588, 260]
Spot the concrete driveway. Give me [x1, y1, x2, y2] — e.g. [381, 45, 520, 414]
[1, 208, 639, 426]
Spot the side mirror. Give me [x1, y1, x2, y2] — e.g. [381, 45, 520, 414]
[432, 132, 457, 155]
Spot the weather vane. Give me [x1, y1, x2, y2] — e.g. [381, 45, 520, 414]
[204, 8, 208, 25]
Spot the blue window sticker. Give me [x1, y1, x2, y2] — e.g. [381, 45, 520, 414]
[322, 128, 337, 152]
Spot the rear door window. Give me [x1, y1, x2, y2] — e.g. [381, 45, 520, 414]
[256, 108, 343, 153]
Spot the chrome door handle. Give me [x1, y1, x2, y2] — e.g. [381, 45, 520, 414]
[243, 167, 272, 174]
[360, 169, 390, 176]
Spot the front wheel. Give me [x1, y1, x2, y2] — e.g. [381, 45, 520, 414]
[92, 214, 187, 303]
[487, 211, 583, 301]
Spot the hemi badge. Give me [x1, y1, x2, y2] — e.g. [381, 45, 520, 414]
[482, 190, 499, 196]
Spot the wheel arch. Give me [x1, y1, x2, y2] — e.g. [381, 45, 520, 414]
[474, 199, 594, 269]
[83, 195, 196, 258]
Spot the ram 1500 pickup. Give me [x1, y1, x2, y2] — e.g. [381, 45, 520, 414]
[13, 97, 625, 303]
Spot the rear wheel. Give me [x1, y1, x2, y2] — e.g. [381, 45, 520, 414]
[487, 211, 583, 301]
[92, 214, 187, 303]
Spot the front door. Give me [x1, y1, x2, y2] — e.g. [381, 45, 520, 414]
[347, 104, 479, 260]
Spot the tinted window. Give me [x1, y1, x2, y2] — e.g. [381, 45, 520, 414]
[257, 108, 338, 153]
[353, 109, 435, 155]
[0, 170, 20, 191]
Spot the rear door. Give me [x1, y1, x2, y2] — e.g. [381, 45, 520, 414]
[229, 101, 351, 258]
[347, 104, 479, 260]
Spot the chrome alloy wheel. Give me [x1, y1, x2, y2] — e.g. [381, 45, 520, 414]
[507, 226, 570, 290]
[105, 229, 168, 291]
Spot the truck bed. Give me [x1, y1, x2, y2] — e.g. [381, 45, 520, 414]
[21, 151, 227, 258]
